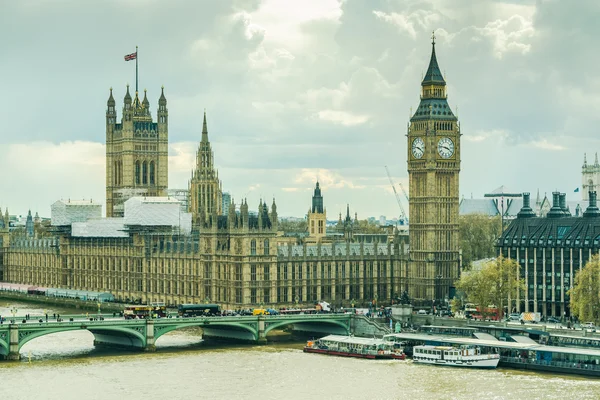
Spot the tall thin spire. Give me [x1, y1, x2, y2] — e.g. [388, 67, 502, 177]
[595, 152, 598, 166]
[422, 30, 446, 86]
[202, 109, 208, 142]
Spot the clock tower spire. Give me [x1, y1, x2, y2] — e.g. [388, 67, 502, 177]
[406, 34, 461, 306]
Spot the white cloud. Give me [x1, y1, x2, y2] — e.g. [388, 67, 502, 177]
[527, 139, 566, 151]
[316, 110, 369, 126]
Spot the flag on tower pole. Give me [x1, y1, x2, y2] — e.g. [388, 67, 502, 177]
[124, 46, 139, 93]
[124, 52, 137, 61]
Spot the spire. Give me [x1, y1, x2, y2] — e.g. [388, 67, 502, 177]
[107, 87, 115, 106]
[584, 153, 588, 168]
[201, 109, 209, 142]
[133, 90, 141, 108]
[124, 84, 132, 104]
[142, 89, 149, 107]
[595, 152, 598, 166]
[311, 181, 324, 213]
[159, 85, 167, 105]
[422, 30, 446, 86]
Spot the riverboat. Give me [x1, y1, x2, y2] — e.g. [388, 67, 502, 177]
[304, 335, 405, 360]
[412, 345, 500, 369]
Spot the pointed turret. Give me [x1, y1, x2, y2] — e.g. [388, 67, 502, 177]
[584, 153, 588, 168]
[345, 204, 351, 222]
[26, 209, 34, 237]
[142, 89, 150, 108]
[595, 152, 598, 166]
[133, 90, 141, 109]
[311, 181, 324, 213]
[421, 31, 446, 86]
[107, 87, 115, 107]
[124, 84, 132, 105]
[201, 110, 209, 143]
[159, 86, 167, 106]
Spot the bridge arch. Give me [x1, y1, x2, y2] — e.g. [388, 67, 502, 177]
[264, 317, 350, 336]
[17, 326, 146, 351]
[154, 321, 258, 343]
[0, 337, 8, 357]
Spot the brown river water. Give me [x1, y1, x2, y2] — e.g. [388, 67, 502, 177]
[1, 301, 599, 400]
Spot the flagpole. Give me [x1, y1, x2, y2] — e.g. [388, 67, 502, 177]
[135, 45, 138, 94]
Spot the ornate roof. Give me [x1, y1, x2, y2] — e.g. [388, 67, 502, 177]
[411, 98, 456, 121]
[422, 37, 446, 86]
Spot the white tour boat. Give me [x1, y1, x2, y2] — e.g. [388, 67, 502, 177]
[412, 345, 500, 369]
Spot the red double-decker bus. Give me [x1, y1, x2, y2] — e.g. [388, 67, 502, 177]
[471, 306, 500, 321]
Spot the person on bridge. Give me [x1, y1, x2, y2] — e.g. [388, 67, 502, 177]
[45, 314, 48, 322]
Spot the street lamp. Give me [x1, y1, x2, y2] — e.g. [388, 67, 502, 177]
[434, 275, 442, 315]
[10, 307, 17, 319]
[295, 295, 299, 308]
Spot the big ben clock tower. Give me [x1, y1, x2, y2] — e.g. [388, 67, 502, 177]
[407, 33, 460, 306]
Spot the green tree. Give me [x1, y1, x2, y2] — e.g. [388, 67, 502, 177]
[569, 255, 600, 323]
[277, 219, 307, 233]
[459, 214, 501, 269]
[356, 219, 385, 234]
[456, 256, 524, 319]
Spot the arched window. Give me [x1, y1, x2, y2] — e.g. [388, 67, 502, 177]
[142, 161, 148, 184]
[263, 239, 269, 255]
[150, 161, 155, 185]
[251, 240, 256, 255]
[114, 161, 118, 185]
[135, 161, 141, 185]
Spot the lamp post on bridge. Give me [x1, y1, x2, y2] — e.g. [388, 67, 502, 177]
[10, 307, 17, 319]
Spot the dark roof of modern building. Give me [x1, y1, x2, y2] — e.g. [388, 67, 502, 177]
[499, 213, 600, 248]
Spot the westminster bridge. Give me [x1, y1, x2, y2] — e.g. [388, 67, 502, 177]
[0, 313, 389, 361]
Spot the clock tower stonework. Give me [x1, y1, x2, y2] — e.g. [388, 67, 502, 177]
[407, 35, 461, 305]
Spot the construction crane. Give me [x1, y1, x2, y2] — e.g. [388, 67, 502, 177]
[399, 182, 409, 202]
[385, 165, 408, 225]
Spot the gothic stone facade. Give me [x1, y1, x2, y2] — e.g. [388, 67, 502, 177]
[3, 100, 407, 308]
[407, 37, 461, 304]
[3, 227, 407, 309]
[105, 86, 169, 217]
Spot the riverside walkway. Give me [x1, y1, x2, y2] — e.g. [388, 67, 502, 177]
[0, 313, 353, 360]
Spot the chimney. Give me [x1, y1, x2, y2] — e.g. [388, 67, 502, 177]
[547, 191, 564, 218]
[584, 191, 600, 218]
[517, 192, 536, 218]
[559, 193, 570, 216]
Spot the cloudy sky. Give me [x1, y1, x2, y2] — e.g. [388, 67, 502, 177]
[0, 0, 597, 220]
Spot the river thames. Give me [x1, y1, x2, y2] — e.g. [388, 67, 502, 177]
[1, 302, 600, 400]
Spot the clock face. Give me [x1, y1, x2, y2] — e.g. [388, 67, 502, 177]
[411, 137, 425, 159]
[437, 137, 454, 158]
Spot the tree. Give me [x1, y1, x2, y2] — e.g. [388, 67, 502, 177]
[569, 255, 600, 323]
[459, 214, 501, 269]
[455, 256, 524, 319]
[355, 219, 384, 234]
[277, 219, 307, 233]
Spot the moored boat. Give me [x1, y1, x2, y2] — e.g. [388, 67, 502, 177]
[304, 335, 405, 360]
[413, 345, 499, 369]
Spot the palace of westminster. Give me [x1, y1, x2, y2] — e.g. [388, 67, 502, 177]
[0, 39, 463, 310]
